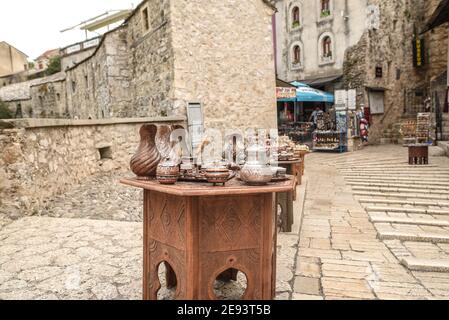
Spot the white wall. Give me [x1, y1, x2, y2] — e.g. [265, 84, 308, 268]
[275, 0, 368, 83]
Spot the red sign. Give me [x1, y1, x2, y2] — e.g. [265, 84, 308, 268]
[276, 87, 296, 99]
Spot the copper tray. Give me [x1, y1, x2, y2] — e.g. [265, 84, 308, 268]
[179, 171, 236, 183]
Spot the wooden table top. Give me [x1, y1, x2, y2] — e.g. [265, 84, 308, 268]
[120, 176, 295, 197]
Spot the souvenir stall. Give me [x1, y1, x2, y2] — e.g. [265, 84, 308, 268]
[399, 113, 433, 165]
[277, 81, 334, 148]
[121, 124, 296, 300]
[312, 107, 348, 152]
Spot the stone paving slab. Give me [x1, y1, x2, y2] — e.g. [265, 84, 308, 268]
[0, 216, 299, 300]
[402, 257, 449, 272]
[0, 217, 142, 300]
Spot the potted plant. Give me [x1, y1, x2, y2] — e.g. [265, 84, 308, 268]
[320, 9, 331, 18]
[292, 20, 300, 29]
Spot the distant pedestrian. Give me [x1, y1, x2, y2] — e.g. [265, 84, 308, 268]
[360, 118, 369, 144]
[309, 107, 322, 130]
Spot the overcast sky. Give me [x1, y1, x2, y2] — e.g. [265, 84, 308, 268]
[0, 0, 135, 59]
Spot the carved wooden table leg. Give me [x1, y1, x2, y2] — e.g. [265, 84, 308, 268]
[142, 190, 278, 300]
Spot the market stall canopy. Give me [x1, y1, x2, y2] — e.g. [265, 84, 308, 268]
[277, 81, 334, 103]
[296, 86, 334, 103]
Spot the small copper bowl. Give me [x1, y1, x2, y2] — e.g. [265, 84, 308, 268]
[157, 159, 180, 185]
[205, 167, 230, 186]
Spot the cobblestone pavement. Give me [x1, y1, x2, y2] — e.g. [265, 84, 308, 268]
[41, 173, 143, 222]
[294, 145, 449, 300]
[0, 215, 297, 300]
[2, 145, 449, 300]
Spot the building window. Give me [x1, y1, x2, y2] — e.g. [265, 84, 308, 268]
[318, 33, 334, 65]
[321, 0, 331, 17]
[323, 37, 332, 57]
[142, 8, 150, 32]
[71, 81, 76, 93]
[290, 42, 303, 70]
[293, 46, 301, 65]
[292, 7, 300, 28]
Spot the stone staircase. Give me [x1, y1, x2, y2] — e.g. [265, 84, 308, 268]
[337, 153, 449, 274]
[437, 114, 449, 157]
[380, 123, 402, 145]
[441, 113, 449, 143]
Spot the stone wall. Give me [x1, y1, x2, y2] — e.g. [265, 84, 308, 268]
[1, 0, 277, 132]
[127, 0, 175, 118]
[29, 80, 66, 118]
[343, 0, 448, 143]
[65, 27, 131, 119]
[0, 117, 185, 220]
[171, 0, 277, 131]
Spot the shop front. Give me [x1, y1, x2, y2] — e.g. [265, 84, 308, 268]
[276, 81, 335, 148]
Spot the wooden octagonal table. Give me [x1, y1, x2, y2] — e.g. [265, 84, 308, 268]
[121, 177, 295, 300]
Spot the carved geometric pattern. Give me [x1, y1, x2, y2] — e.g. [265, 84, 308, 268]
[199, 196, 263, 251]
[217, 204, 242, 245]
[147, 191, 187, 251]
[160, 200, 171, 233]
[142, 192, 276, 300]
[177, 202, 186, 243]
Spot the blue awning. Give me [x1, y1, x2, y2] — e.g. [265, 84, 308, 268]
[296, 86, 334, 103]
[277, 81, 335, 103]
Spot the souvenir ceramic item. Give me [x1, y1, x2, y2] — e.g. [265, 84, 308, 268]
[205, 164, 230, 186]
[156, 158, 180, 185]
[130, 124, 162, 179]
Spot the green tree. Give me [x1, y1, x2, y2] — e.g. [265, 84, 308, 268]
[46, 56, 61, 76]
[0, 99, 12, 119]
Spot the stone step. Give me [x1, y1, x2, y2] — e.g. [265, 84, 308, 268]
[349, 182, 449, 190]
[437, 141, 449, 156]
[366, 206, 449, 215]
[345, 175, 449, 180]
[357, 198, 449, 207]
[352, 186, 449, 195]
[353, 191, 449, 201]
[401, 257, 449, 272]
[347, 177, 449, 186]
[378, 230, 449, 243]
[341, 169, 449, 174]
[340, 164, 439, 169]
[369, 215, 449, 227]
[340, 169, 449, 174]
[334, 159, 406, 165]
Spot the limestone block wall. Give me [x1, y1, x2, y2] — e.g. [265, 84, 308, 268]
[423, 0, 449, 83]
[29, 81, 67, 118]
[0, 117, 185, 220]
[171, 0, 277, 131]
[127, 0, 175, 118]
[342, 0, 447, 143]
[65, 28, 131, 119]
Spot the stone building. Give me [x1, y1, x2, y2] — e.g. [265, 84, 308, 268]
[0, 73, 66, 119]
[60, 37, 100, 71]
[343, 0, 449, 143]
[1, 0, 278, 132]
[0, 42, 29, 79]
[274, 0, 368, 90]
